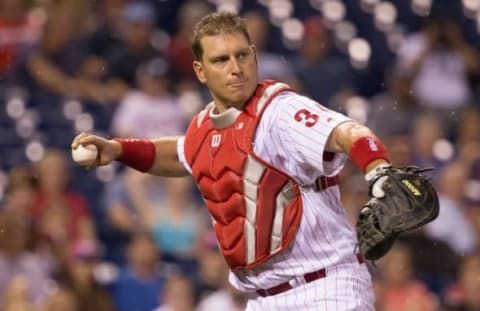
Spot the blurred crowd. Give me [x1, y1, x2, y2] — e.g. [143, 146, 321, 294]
[0, 0, 480, 310]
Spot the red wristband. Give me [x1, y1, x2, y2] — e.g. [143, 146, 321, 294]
[114, 138, 156, 172]
[349, 136, 391, 172]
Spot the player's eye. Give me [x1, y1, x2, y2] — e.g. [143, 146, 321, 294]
[236, 50, 250, 61]
[213, 56, 229, 64]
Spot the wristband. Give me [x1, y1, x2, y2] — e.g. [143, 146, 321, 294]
[114, 138, 156, 172]
[349, 136, 391, 173]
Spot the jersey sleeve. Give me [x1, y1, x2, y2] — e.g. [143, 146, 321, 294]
[176, 136, 192, 174]
[254, 92, 351, 185]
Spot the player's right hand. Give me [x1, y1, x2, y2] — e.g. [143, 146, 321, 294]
[71, 132, 122, 168]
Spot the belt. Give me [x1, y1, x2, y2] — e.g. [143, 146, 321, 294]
[256, 254, 364, 297]
[313, 175, 339, 192]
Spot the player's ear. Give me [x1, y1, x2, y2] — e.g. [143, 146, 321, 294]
[193, 60, 207, 84]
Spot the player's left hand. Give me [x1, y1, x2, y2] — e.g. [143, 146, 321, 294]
[356, 166, 439, 261]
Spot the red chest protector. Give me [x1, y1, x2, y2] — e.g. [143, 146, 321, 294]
[184, 80, 303, 270]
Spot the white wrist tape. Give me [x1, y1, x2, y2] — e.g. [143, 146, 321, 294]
[365, 163, 392, 199]
[364, 163, 391, 182]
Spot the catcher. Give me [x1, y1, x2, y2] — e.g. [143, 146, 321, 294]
[71, 11, 439, 310]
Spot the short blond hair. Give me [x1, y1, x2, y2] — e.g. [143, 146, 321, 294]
[191, 11, 251, 61]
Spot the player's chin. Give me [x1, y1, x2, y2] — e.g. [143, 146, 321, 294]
[231, 94, 251, 107]
[227, 89, 248, 101]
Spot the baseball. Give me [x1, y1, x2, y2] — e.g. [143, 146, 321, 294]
[72, 144, 98, 166]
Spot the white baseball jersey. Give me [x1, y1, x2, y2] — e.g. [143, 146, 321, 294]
[177, 91, 374, 310]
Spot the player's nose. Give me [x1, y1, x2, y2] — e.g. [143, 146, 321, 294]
[229, 57, 242, 75]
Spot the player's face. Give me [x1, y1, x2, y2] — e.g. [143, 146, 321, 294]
[193, 32, 259, 112]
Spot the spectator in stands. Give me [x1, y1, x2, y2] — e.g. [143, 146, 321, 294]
[60, 240, 114, 311]
[111, 57, 187, 138]
[473, 155, 480, 182]
[110, 231, 167, 311]
[425, 161, 477, 256]
[1, 165, 37, 218]
[396, 17, 480, 119]
[197, 272, 247, 311]
[290, 16, 354, 108]
[384, 135, 413, 168]
[197, 283, 247, 311]
[410, 114, 447, 170]
[455, 106, 480, 165]
[375, 242, 439, 311]
[25, 2, 89, 96]
[153, 274, 195, 311]
[163, 0, 211, 120]
[106, 57, 191, 263]
[103, 169, 157, 235]
[39, 284, 78, 311]
[104, 169, 144, 236]
[2, 276, 35, 311]
[192, 231, 230, 302]
[31, 149, 96, 272]
[399, 232, 459, 298]
[0, 0, 42, 78]
[371, 275, 386, 311]
[103, 168, 168, 264]
[88, 0, 126, 60]
[443, 250, 480, 310]
[466, 151, 480, 244]
[468, 205, 480, 250]
[243, 10, 299, 88]
[367, 65, 419, 140]
[167, 0, 212, 84]
[144, 177, 207, 274]
[0, 211, 53, 307]
[339, 173, 369, 225]
[106, 1, 164, 88]
[107, 57, 194, 264]
[23, 2, 125, 103]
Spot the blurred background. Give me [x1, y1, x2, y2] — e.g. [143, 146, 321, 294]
[0, 0, 480, 310]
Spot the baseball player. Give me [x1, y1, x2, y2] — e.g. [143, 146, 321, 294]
[72, 12, 438, 310]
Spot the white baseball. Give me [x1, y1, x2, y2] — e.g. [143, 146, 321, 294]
[72, 144, 98, 166]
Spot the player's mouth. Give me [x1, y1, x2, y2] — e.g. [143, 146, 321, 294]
[228, 80, 248, 88]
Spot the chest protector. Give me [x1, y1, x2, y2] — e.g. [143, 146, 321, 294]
[184, 80, 303, 270]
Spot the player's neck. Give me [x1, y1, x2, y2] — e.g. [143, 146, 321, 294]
[213, 99, 246, 114]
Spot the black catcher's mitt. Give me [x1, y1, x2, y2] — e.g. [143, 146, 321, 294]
[356, 166, 439, 261]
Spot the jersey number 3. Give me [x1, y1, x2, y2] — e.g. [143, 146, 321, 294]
[294, 109, 319, 127]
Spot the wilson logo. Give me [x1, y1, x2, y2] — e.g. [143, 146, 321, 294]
[368, 137, 378, 151]
[402, 180, 421, 196]
[211, 134, 222, 147]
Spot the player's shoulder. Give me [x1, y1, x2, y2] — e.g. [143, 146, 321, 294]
[275, 90, 317, 103]
[260, 90, 312, 130]
[188, 101, 214, 129]
[269, 90, 322, 114]
[265, 90, 348, 128]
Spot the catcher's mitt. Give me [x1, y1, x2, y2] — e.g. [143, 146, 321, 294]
[356, 165, 439, 261]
